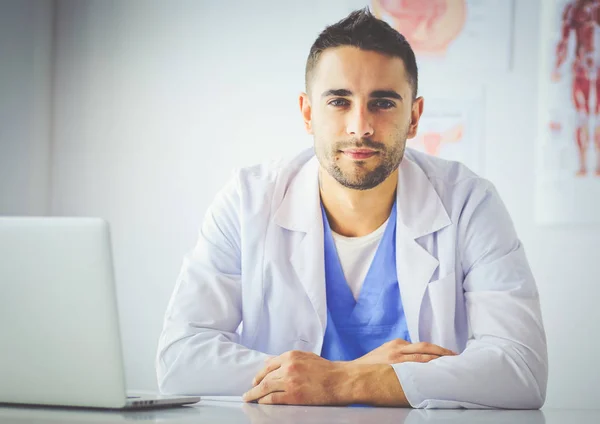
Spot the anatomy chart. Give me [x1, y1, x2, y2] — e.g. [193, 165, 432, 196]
[408, 95, 485, 175]
[368, 0, 513, 70]
[536, 0, 600, 224]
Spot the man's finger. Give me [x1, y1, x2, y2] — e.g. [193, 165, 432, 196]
[257, 392, 287, 405]
[398, 354, 441, 363]
[252, 357, 282, 386]
[243, 374, 285, 403]
[399, 342, 457, 357]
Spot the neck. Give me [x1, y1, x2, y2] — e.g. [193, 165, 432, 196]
[319, 167, 398, 237]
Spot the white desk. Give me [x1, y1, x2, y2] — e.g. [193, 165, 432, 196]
[0, 400, 595, 423]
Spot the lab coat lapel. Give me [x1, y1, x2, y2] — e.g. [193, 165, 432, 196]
[395, 154, 452, 343]
[273, 156, 327, 334]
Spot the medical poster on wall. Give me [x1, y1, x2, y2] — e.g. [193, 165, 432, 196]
[351, 0, 515, 71]
[408, 94, 485, 175]
[536, 0, 600, 224]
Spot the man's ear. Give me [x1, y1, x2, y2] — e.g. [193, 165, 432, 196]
[299, 92, 313, 134]
[406, 96, 424, 139]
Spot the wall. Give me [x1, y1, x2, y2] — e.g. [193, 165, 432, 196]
[0, 0, 53, 215]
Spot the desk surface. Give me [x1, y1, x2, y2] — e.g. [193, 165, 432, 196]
[0, 400, 596, 424]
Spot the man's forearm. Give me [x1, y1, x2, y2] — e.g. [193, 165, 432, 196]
[157, 333, 270, 395]
[335, 363, 410, 407]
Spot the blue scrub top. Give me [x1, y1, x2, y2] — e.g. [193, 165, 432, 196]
[320, 201, 411, 361]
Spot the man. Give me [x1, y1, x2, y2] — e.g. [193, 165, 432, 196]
[156, 9, 547, 408]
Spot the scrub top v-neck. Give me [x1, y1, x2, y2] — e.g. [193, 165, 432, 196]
[320, 201, 411, 361]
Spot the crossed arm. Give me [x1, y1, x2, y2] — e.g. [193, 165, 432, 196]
[243, 340, 457, 406]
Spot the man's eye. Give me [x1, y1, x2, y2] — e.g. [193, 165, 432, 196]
[371, 99, 395, 109]
[329, 99, 349, 107]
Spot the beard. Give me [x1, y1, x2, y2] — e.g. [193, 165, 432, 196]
[314, 132, 407, 191]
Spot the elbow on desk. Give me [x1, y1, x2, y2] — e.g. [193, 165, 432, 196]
[155, 352, 208, 396]
[155, 340, 202, 396]
[156, 349, 184, 395]
[155, 344, 253, 397]
[397, 341, 548, 409]
[502, 342, 548, 410]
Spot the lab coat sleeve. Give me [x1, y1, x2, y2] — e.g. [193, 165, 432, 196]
[392, 181, 548, 409]
[156, 172, 269, 395]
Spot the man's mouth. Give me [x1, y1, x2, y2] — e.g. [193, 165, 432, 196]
[341, 149, 378, 160]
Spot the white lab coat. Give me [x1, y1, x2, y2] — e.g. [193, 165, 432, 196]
[156, 148, 548, 409]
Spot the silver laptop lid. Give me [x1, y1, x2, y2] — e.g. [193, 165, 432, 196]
[0, 217, 128, 408]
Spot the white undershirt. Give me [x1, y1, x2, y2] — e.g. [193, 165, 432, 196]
[331, 218, 389, 301]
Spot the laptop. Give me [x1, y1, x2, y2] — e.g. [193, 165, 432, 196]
[0, 217, 200, 409]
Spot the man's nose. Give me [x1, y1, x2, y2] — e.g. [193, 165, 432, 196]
[346, 106, 374, 138]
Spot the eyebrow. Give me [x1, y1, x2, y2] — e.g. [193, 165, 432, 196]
[371, 90, 403, 100]
[321, 89, 403, 101]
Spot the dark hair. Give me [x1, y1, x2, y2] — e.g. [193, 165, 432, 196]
[305, 7, 418, 99]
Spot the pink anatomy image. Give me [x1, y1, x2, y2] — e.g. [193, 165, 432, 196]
[405, 94, 484, 175]
[371, 0, 467, 56]
[552, 0, 600, 177]
[410, 124, 464, 156]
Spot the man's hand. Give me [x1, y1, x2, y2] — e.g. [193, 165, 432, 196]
[352, 339, 457, 366]
[242, 350, 348, 405]
[243, 342, 457, 406]
[243, 350, 409, 406]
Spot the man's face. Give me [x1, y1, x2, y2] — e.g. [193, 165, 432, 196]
[301, 46, 422, 190]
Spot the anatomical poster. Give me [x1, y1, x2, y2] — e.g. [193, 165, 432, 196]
[536, 0, 600, 224]
[408, 94, 485, 175]
[364, 0, 514, 71]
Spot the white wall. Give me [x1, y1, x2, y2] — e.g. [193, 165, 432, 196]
[46, 0, 600, 408]
[0, 0, 53, 215]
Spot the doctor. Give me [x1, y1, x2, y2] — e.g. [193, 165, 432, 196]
[156, 8, 547, 408]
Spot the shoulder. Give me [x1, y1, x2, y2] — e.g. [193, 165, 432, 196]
[229, 148, 314, 195]
[212, 148, 314, 215]
[234, 148, 313, 185]
[405, 150, 517, 261]
[403, 148, 507, 233]
[404, 148, 494, 199]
